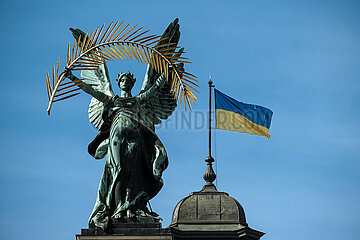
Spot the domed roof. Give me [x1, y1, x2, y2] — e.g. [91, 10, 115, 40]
[170, 184, 247, 232]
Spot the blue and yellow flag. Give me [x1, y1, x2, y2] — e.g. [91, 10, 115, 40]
[215, 89, 273, 139]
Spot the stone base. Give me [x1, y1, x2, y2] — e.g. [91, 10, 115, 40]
[77, 222, 172, 240]
[170, 226, 265, 240]
[77, 236, 171, 240]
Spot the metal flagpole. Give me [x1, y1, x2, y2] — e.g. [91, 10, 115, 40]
[203, 75, 216, 189]
[208, 75, 213, 157]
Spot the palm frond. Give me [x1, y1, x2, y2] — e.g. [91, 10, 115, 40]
[46, 21, 198, 115]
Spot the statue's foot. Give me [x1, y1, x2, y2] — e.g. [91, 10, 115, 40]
[135, 209, 147, 216]
[134, 209, 162, 221]
[112, 212, 125, 219]
[127, 209, 135, 218]
[148, 211, 159, 217]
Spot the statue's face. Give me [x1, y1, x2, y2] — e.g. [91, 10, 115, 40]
[118, 75, 134, 92]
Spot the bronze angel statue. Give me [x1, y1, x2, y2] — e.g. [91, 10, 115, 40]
[61, 19, 186, 230]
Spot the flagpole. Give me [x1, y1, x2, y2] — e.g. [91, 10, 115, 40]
[208, 75, 213, 157]
[203, 75, 216, 189]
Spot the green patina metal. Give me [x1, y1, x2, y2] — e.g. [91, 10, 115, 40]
[62, 19, 185, 230]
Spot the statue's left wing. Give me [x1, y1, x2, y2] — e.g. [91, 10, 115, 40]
[141, 18, 180, 93]
[138, 19, 183, 128]
[140, 78, 177, 128]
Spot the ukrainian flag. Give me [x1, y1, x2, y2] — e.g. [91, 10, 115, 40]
[215, 89, 273, 139]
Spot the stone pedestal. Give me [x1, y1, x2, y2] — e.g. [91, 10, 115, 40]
[77, 236, 171, 240]
[76, 223, 172, 240]
[76, 185, 264, 240]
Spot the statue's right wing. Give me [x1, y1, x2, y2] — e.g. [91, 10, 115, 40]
[82, 61, 114, 129]
[70, 28, 115, 130]
[88, 97, 106, 129]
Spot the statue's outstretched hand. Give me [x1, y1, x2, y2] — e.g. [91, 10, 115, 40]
[62, 67, 76, 81]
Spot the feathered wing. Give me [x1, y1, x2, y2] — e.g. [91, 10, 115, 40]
[140, 79, 177, 128]
[68, 28, 115, 130]
[82, 61, 114, 129]
[141, 18, 180, 92]
[88, 97, 106, 129]
[81, 61, 114, 96]
[139, 19, 181, 126]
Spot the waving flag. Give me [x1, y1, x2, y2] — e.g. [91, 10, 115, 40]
[215, 89, 273, 139]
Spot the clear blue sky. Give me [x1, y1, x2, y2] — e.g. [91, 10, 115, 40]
[1, 0, 359, 239]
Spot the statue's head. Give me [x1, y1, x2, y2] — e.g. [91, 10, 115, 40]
[116, 72, 136, 92]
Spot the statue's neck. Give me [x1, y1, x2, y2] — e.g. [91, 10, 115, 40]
[120, 91, 132, 98]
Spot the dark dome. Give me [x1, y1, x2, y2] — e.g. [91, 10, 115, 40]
[170, 185, 247, 231]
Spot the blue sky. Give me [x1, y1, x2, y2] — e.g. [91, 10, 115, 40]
[1, 0, 359, 239]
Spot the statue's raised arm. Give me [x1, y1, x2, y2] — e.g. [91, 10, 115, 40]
[64, 67, 112, 103]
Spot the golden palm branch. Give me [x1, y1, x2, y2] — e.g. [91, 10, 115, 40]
[45, 21, 198, 115]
